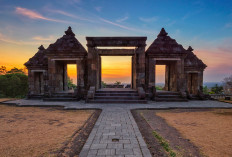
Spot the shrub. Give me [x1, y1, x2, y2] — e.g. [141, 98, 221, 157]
[0, 73, 28, 98]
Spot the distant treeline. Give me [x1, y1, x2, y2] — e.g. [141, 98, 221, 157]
[0, 66, 28, 98]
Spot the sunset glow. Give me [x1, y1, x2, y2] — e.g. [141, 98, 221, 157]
[0, 0, 231, 83]
[67, 64, 77, 85]
[101, 56, 131, 83]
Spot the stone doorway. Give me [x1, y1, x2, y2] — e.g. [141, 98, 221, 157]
[86, 37, 147, 91]
[101, 56, 132, 89]
[187, 73, 199, 95]
[34, 72, 44, 94]
[51, 60, 79, 93]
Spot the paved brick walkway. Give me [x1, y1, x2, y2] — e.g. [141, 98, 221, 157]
[79, 108, 151, 157]
[2, 99, 232, 157]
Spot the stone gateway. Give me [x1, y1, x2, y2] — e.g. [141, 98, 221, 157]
[25, 27, 207, 102]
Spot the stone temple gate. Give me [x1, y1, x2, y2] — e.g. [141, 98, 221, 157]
[25, 27, 207, 102]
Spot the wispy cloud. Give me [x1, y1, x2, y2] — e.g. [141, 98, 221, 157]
[225, 23, 232, 28]
[139, 16, 158, 23]
[32, 35, 55, 41]
[116, 16, 129, 23]
[0, 32, 41, 45]
[15, 7, 70, 23]
[95, 6, 102, 12]
[47, 9, 94, 22]
[99, 18, 134, 31]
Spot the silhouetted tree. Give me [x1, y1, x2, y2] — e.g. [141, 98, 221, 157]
[211, 84, 223, 94]
[0, 66, 7, 75]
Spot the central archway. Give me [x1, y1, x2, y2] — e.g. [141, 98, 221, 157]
[86, 37, 147, 90]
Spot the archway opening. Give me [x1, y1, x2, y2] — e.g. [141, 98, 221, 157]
[155, 65, 165, 91]
[101, 56, 132, 88]
[67, 64, 77, 91]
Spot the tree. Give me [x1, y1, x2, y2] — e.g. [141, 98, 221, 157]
[0, 73, 28, 98]
[101, 81, 107, 88]
[67, 77, 76, 89]
[203, 86, 209, 94]
[0, 66, 7, 75]
[211, 84, 223, 94]
[223, 75, 232, 94]
[114, 81, 121, 85]
[7, 67, 25, 74]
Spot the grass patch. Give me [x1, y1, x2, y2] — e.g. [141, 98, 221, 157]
[152, 131, 176, 157]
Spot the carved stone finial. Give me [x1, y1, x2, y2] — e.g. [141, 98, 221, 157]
[65, 26, 75, 36]
[187, 46, 194, 51]
[38, 45, 45, 50]
[158, 28, 168, 37]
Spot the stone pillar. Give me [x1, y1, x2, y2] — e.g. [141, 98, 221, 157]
[63, 64, 68, 91]
[135, 46, 146, 88]
[76, 59, 86, 98]
[148, 58, 156, 87]
[176, 59, 186, 92]
[165, 64, 170, 91]
[99, 57, 102, 89]
[87, 47, 99, 89]
[43, 70, 49, 97]
[132, 55, 136, 89]
[48, 58, 56, 94]
[28, 70, 34, 95]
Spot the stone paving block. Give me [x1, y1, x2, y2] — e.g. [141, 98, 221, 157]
[91, 144, 107, 149]
[107, 143, 123, 149]
[97, 149, 115, 156]
[115, 148, 134, 155]
[88, 149, 98, 155]
[124, 143, 140, 149]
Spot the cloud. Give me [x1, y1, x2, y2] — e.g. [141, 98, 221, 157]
[99, 18, 134, 31]
[95, 6, 102, 12]
[32, 35, 55, 41]
[15, 7, 69, 23]
[0, 32, 53, 45]
[139, 16, 158, 23]
[116, 16, 129, 23]
[47, 9, 94, 22]
[225, 23, 232, 28]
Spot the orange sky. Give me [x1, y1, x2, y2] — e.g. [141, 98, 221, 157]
[1, 36, 231, 83]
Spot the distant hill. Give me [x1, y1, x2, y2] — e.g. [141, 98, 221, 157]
[155, 82, 223, 88]
[204, 82, 223, 88]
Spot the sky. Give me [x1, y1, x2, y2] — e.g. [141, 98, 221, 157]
[0, 0, 232, 83]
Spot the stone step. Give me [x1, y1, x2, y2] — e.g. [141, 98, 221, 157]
[96, 91, 137, 94]
[95, 93, 139, 96]
[28, 95, 43, 99]
[51, 95, 75, 98]
[157, 95, 182, 98]
[156, 92, 180, 95]
[155, 98, 188, 102]
[94, 96, 140, 100]
[52, 93, 74, 96]
[87, 99, 147, 103]
[43, 98, 77, 101]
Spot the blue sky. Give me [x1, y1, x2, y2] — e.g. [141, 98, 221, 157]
[0, 0, 232, 82]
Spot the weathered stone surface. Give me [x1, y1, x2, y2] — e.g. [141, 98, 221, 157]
[146, 28, 187, 55]
[184, 46, 207, 70]
[24, 27, 207, 100]
[24, 45, 48, 67]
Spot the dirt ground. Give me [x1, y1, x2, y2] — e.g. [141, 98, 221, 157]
[0, 104, 95, 157]
[133, 110, 201, 157]
[0, 98, 18, 102]
[156, 109, 232, 157]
